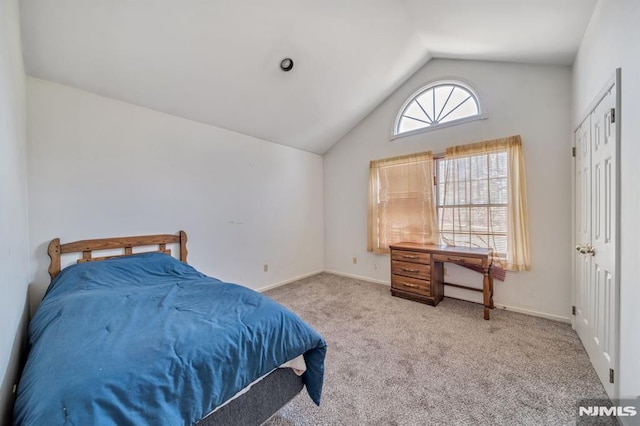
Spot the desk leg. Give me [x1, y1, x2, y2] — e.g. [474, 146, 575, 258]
[483, 269, 491, 320]
[489, 272, 495, 309]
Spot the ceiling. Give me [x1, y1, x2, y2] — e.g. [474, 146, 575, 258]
[19, 0, 598, 154]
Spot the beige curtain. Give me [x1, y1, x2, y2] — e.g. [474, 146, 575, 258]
[443, 135, 531, 271]
[367, 152, 439, 254]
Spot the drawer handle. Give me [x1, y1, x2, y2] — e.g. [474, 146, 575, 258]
[401, 268, 420, 273]
[401, 254, 418, 259]
[447, 257, 465, 262]
[403, 283, 419, 288]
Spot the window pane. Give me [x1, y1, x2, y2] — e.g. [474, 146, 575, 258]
[470, 179, 488, 204]
[453, 208, 470, 233]
[439, 207, 454, 231]
[470, 234, 492, 249]
[470, 207, 488, 233]
[489, 177, 508, 204]
[416, 90, 435, 121]
[438, 87, 477, 123]
[489, 207, 508, 234]
[492, 235, 508, 257]
[440, 97, 477, 124]
[454, 160, 470, 204]
[403, 102, 430, 123]
[434, 86, 451, 121]
[452, 233, 467, 247]
[398, 117, 428, 134]
[438, 158, 449, 177]
[469, 155, 487, 180]
[489, 152, 508, 177]
[438, 181, 446, 205]
[457, 157, 470, 181]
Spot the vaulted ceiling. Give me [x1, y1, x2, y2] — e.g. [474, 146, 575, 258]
[19, 0, 598, 154]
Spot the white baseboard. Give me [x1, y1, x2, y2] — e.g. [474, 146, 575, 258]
[491, 303, 571, 323]
[256, 270, 324, 293]
[322, 269, 390, 286]
[258, 269, 571, 324]
[324, 271, 571, 323]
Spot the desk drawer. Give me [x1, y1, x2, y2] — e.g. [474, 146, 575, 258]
[391, 274, 431, 297]
[391, 249, 430, 264]
[391, 260, 430, 280]
[433, 253, 484, 267]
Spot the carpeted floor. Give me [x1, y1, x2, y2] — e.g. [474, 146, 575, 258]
[263, 273, 609, 426]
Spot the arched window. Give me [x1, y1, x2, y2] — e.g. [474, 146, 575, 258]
[393, 81, 483, 138]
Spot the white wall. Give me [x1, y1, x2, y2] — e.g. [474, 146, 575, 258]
[27, 78, 324, 310]
[0, 0, 30, 422]
[572, 0, 640, 401]
[324, 59, 572, 321]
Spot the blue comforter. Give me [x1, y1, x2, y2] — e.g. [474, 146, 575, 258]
[14, 253, 326, 425]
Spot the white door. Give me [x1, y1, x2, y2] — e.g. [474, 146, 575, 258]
[574, 117, 591, 352]
[574, 72, 619, 399]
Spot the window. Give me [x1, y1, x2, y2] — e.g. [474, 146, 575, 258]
[367, 152, 439, 254]
[368, 136, 531, 271]
[436, 152, 508, 258]
[394, 81, 482, 138]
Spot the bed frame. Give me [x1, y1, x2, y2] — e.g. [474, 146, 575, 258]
[45, 230, 304, 425]
[47, 231, 188, 281]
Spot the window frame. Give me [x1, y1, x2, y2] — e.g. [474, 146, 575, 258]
[391, 80, 487, 140]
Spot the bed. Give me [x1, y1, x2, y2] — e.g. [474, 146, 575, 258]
[13, 231, 326, 425]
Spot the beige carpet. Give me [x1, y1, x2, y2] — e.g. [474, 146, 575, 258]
[263, 273, 609, 426]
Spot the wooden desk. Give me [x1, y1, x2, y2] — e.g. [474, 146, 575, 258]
[389, 243, 495, 320]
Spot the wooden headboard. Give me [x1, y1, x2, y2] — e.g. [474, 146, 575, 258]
[47, 230, 188, 281]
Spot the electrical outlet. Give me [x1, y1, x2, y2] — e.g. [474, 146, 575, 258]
[263, 264, 268, 272]
[444, 266, 448, 276]
[352, 257, 357, 264]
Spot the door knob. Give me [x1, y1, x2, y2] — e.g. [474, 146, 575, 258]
[575, 244, 596, 256]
